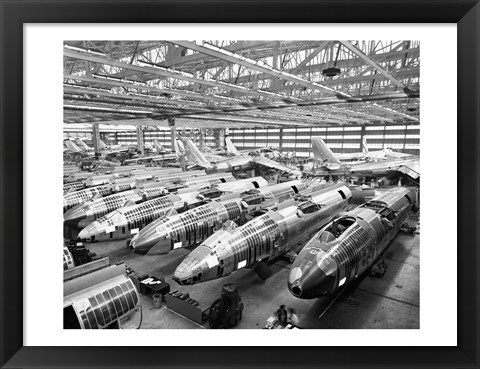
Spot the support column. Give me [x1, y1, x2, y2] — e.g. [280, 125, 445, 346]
[213, 128, 226, 149]
[278, 127, 284, 153]
[360, 124, 366, 152]
[199, 129, 206, 151]
[136, 125, 145, 155]
[168, 117, 176, 153]
[92, 123, 101, 158]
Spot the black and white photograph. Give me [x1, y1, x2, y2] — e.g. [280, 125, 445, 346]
[62, 40, 421, 330]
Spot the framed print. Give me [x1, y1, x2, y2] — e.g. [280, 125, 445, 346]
[1, 0, 479, 368]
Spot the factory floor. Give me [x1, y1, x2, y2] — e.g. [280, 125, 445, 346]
[85, 225, 420, 329]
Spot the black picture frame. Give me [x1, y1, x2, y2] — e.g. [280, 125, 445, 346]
[1, 1, 478, 368]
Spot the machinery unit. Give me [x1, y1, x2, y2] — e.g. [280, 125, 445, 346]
[64, 264, 142, 329]
[208, 284, 244, 329]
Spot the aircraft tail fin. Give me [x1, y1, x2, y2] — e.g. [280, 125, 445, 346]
[225, 137, 240, 156]
[65, 140, 83, 154]
[362, 137, 369, 154]
[153, 139, 165, 152]
[311, 137, 342, 165]
[175, 139, 185, 157]
[73, 138, 90, 151]
[98, 139, 108, 150]
[181, 138, 212, 168]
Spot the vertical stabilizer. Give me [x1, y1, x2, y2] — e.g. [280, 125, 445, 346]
[65, 140, 84, 154]
[98, 139, 108, 150]
[175, 139, 185, 157]
[225, 137, 240, 156]
[362, 136, 369, 154]
[153, 139, 165, 153]
[181, 138, 212, 168]
[73, 138, 90, 151]
[311, 137, 342, 165]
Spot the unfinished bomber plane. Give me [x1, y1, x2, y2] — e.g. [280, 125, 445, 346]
[77, 177, 268, 241]
[181, 137, 302, 178]
[173, 183, 351, 285]
[130, 180, 310, 255]
[288, 187, 418, 299]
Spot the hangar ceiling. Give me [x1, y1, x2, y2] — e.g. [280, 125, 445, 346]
[64, 40, 420, 129]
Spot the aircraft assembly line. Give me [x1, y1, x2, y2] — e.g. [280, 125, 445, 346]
[63, 40, 420, 330]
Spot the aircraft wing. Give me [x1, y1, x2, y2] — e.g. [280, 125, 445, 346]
[203, 152, 227, 163]
[238, 149, 254, 155]
[251, 156, 302, 177]
[350, 157, 420, 179]
[395, 158, 420, 179]
[384, 151, 413, 159]
[103, 148, 133, 156]
[336, 152, 365, 161]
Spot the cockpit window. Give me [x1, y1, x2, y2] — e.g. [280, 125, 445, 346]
[321, 217, 356, 239]
[202, 190, 222, 199]
[244, 195, 265, 205]
[379, 208, 397, 221]
[298, 201, 321, 214]
[362, 200, 387, 211]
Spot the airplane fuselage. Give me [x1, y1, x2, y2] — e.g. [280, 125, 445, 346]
[173, 183, 352, 285]
[288, 187, 416, 299]
[130, 180, 309, 255]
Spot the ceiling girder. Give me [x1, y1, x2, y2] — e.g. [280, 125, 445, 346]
[170, 41, 351, 98]
[64, 41, 420, 126]
[209, 48, 419, 87]
[64, 73, 236, 104]
[289, 42, 330, 74]
[64, 82, 369, 124]
[170, 41, 418, 122]
[339, 41, 410, 90]
[64, 49, 296, 103]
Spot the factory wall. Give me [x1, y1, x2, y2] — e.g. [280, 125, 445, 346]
[65, 124, 420, 157]
[113, 129, 216, 150]
[229, 125, 420, 157]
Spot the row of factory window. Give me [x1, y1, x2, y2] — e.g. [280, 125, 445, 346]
[229, 131, 419, 138]
[228, 135, 420, 141]
[114, 137, 419, 151]
[229, 125, 419, 134]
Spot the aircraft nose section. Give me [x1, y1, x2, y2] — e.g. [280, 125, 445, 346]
[64, 205, 87, 224]
[173, 246, 213, 285]
[130, 225, 161, 255]
[172, 263, 194, 285]
[290, 283, 303, 298]
[77, 222, 103, 239]
[288, 250, 337, 299]
[288, 267, 335, 299]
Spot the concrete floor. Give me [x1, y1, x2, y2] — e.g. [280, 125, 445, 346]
[84, 224, 420, 330]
